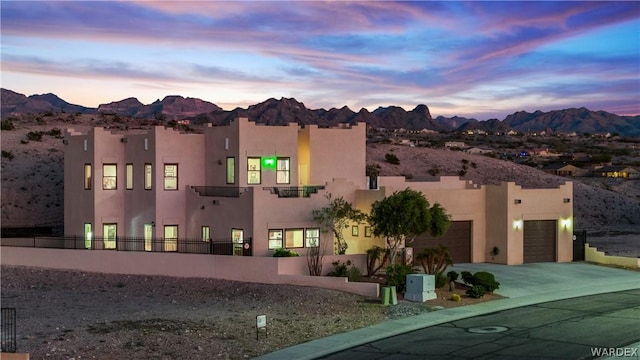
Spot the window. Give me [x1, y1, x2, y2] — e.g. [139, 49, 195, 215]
[103, 223, 116, 249]
[364, 226, 372, 237]
[126, 164, 133, 190]
[277, 158, 290, 184]
[285, 229, 304, 248]
[84, 223, 92, 249]
[351, 225, 359, 237]
[102, 164, 117, 190]
[164, 225, 178, 252]
[226, 157, 235, 184]
[268, 229, 283, 249]
[305, 228, 320, 248]
[164, 164, 178, 190]
[202, 226, 210, 242]
[84, 164, 92, 190]
[144, 164, 152, 190]
[247, 157, 261, 184]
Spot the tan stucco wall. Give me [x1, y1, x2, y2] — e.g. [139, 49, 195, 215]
[1, 247, 378, 297]
[585, 244, 640, 268]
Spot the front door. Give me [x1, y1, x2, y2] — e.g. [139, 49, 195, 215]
[232, 229, 243, 256]
[144, 224, 153, 251]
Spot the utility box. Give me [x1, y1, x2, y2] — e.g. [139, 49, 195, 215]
[404, 274, 436, 302]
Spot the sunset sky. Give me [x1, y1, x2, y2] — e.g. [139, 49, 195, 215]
[1, 1, 639, 120]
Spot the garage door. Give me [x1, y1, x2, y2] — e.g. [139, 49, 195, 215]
[412, 221, 471, 264]
[524, 220, 557, 263]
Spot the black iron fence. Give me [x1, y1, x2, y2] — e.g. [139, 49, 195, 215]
[1, 236, 253, 256]
[1, 308, 16, 353]
[263, 185, 325, 198]
[191, 186, 251, 197]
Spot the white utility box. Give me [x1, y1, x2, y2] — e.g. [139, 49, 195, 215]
[404, 274, 437, 302]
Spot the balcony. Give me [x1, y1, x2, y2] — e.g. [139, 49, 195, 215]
[263, 185, 325, 198]
[191, 186, 251, 197]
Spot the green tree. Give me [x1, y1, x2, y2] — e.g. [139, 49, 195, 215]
[369, 188, 450, 263]
[312, 194, 367, 255]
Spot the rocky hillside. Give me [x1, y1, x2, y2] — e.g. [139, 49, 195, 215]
[1, 116, 639, 234]
[3, 88, 639, 136]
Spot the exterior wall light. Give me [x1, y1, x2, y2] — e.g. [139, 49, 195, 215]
[513, 219, 523, 230]
[514, 199, 522, 204]
[561, 218, 571, 230]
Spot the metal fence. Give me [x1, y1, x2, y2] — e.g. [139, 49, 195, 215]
[0, 236, 253, 256]
[1, 308, 16, 353]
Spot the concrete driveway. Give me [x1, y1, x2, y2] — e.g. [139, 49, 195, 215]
[259, 262, 640, 360]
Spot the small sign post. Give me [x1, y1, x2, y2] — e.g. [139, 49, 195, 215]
[256, 314, 267, 340]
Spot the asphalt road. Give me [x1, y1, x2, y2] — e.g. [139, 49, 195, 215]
[320, 289, 640, 360]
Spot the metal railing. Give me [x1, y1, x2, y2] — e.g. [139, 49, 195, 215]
[191, 186, 251, 197]
[1, 308, 16, 353]
[0, 236, 253, 256]
[263, 185, 325, 198]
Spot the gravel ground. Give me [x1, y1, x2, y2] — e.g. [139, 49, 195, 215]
[0, 266, 501, 359]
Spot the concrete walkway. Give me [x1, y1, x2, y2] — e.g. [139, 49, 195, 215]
[259, 262, 640, 360]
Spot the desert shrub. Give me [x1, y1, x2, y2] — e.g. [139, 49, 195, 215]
[1, 119, 15, 130]
[461, 271, 474, 285]
[366, 246, 388, 276]
[1, 150, 14, 160]
[473, 271, 500, 292]
[450, 293, 461, 302]
[435, 271, 448, 288]
[272, 248, 299, 257]
[385, 153, 400, 165]
[470, 162, 477, 169]
[457, 169, 467, 177]
[26, 131, 44, 142]
[447, 270, 459, 282]
[466, 285, 486, 298]
[346, 265, 362, 282]
[385, 264, 415, 293]
[460, 271, 500, 293]
[328, 260, 361, 282]
[46, 128, 62, 137]
[461, 159, 469, 165]
[428, 167, 439, 176]
[20, 139, 29, 144]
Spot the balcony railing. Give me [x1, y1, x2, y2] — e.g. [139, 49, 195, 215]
[263, 185, 325, 198]
[191, 186, 251, 197]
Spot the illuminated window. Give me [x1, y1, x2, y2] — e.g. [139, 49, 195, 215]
[103, 223, 117, 249]
[102, 164, 117, 190]
[285, 229, 304, 248]
[351, 226, 359, 236]
[84, 164, 92, 190]
[164, 225, 178, 252]
[202, 226, 210, 242]
[164, 164, 178, 190]
[364, 226, 373, 237]
[226, 157, 235, 184]
[268, 229, 283, 249]
[84, 223, 92, 249]
[126, 164, 133, 190]
[277, 158, 290, 184]
[144, 164, 152, 190]
[305, 228, 319, 248]
[247, 157, 261, 184]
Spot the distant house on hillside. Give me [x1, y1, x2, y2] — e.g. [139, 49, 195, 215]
[592, 166, 640, 179]
[542, 163, 582, 177]
[464, 147, 493, 155]
[445, 141, 466, 149]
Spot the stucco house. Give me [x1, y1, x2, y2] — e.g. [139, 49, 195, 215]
[64, 118, 573, 265]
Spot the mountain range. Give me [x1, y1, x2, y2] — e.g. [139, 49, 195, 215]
[2, 88, 639, 136]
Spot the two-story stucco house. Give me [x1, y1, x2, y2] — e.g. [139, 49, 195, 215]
[64, 118, 574, 265]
